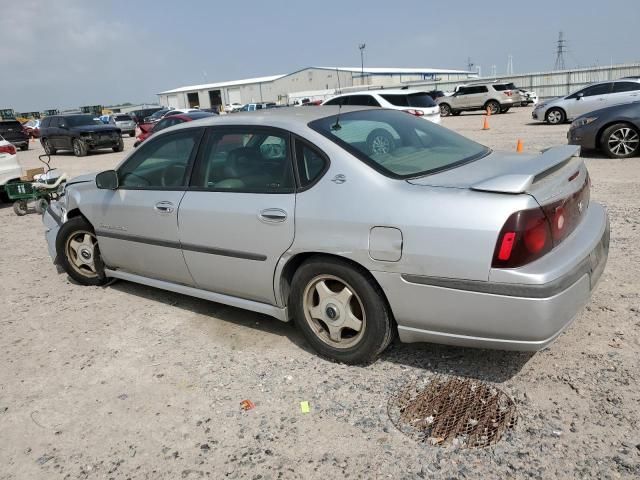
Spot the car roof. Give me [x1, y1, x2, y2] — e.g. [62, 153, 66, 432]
[332, 89, 427, 96]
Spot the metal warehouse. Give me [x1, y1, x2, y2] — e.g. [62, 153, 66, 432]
[157, 66, 476, 109]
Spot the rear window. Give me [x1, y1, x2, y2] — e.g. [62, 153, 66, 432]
[66, 115, 102, 127]
[114, 115, 132, 121]
[309, 109, 489, 179]
[493, 83, 517, 91]
[381, 93, 436, 108]
[185, 112, 215, 120]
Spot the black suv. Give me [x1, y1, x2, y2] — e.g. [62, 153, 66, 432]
[40, 114, 123, 157]
[0, 119, 29, 151]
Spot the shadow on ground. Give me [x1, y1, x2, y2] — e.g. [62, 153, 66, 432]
[108, 279, 533, 383]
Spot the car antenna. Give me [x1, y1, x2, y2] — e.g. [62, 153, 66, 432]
[332, 67, 342, 131]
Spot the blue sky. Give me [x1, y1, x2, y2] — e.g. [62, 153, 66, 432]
[2, 0, 639, 111]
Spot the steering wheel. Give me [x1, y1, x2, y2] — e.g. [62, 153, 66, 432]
[161, 164, 186, 187]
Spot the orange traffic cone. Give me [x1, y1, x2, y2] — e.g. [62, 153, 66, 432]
[516, 139, 524, 152]
[482, 116, 490, 130]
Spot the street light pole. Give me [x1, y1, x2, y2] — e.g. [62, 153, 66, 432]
[358, 43, 366, 85]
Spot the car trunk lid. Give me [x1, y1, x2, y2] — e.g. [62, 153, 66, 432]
[407, 145, 586, 206]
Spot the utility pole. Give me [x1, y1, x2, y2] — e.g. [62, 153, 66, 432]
[467, 57, 474, 72]
[358, 43, 366, 84]
[554, 31, 567, 71]
[490, 65, 497, 78]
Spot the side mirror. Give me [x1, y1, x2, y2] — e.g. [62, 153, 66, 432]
[576, 93, 584, 101]
[96, 170, 119, 190]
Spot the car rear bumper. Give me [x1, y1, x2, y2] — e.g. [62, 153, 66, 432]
[374, 202, 609, 351]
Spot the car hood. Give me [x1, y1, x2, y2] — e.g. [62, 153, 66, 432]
[66, 172, 97, 187]
[74, 125, 119, 133]
[574, 100, 640, 121]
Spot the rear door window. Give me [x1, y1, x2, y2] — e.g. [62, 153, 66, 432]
[324, 97, 346, 106]
[581, 83, 613, 97]
[294, 139, 328, 188]
[612, 81, 640, 93]
[345, 95, 380, 107]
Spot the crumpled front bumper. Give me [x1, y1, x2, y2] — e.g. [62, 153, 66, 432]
[43, 202, 64, 265]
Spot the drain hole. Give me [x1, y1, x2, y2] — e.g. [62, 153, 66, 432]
[388, 376, 517, 448]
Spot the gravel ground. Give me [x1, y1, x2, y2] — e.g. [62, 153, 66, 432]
[1, 109, 638, 479]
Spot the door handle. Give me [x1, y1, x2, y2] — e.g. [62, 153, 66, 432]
[259, 208, 287, 223]
[154, 201, 175, 214]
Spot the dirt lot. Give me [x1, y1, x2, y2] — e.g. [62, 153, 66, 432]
[1, 109, 638, 479]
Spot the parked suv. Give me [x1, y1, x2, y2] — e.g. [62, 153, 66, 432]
[532, 79, 640, 124]
[0, 119, 30, 151]
[437, 83, 520, 116]
[322, 89, 441, 123]
[40, 114, 123, 157]
[109, 114, 136, 137]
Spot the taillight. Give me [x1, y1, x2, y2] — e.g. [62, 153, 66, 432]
[404, 109, 424, 117]
[492, 174, 590, 269]
[0, 144, 17, 155]
[492, 207, 552, 268]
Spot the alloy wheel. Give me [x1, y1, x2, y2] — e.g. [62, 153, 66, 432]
[65, 230, 99, 278]
[302, 274, 366, 349]
[371, 135, 392, 155]
[608, 127, 639, 156]
[547, 110, 563, 124]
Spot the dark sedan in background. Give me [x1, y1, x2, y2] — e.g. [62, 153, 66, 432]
[569, 101, 640, 158]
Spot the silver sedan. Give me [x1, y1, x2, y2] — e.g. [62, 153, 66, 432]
[42, 107, 609, 364]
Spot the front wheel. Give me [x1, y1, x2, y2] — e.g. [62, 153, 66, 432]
[13, 200, 28, 216]
[290, 257, 394, 364]
[113, 138, 124, 152]
[73, 139, 88, 157]
[366, 129, 395, 155]
[34, 198, 48, 215]
[545, 108, 566, 125]
[129, 132, 136, 138]
[56, 217, 108, 286]
[601, 123, 640, 159]
[439, 103, 451, 116]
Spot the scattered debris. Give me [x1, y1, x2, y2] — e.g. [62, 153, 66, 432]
[240, 399, 255, 411]
[300, 401, 310, 414]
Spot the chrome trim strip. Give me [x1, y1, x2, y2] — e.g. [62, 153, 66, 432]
[402, 223, 609, 299]
[95, 230, 267, 261]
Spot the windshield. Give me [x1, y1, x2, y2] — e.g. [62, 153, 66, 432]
[309, 109, 490, 179]
[66, 115, 102, 127]
[114, 115, 132, 121]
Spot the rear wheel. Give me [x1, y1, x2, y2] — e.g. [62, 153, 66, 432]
[439, 103, 451, 116]
[56, 217, 108, 286]
[113, 137, 124, 152]
[13, 200, 28, 216]
[34, 198, 48, 215]
[290, 257, 394, 364]
[485, 100, 500, 115]
[73, 138, 88, 157]
[129, 132, 135, 138]
[43, 138, 56, 155]
[601, 123, 640, 159]
[545, 108, 566, 125]
[500, 107, 510, 114]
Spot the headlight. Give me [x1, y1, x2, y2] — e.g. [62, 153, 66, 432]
[571, 117, 597, 128]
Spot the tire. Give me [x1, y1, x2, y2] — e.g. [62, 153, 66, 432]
[13, 200, 28, 216]
[56, 216, 108, 286]
[366, 129, 395, 155]
[290, 256, 394, 364]
[113, 138, 124, 152]
[500, 107, 510, 114]
[451, 110, 461, 116]
[485, 100, 500, 115]
[73, 138, 88, 157]
[133, 141, 140, 148]
[20, 143, 29, 151]
[34, 198, 48, 215]
[42, 138, 57, 155]
[439, 103, 451, 117]
[600, 123, 640, 159]
[129, 132, 136, 138]
[545, 107, 566, 125]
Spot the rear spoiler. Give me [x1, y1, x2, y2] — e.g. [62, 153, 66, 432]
[470, 145, 581, 194]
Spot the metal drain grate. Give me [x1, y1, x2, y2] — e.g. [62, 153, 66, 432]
[388, 376, 517, 448]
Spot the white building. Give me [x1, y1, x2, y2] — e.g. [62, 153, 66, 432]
[157, 66, 476, 109]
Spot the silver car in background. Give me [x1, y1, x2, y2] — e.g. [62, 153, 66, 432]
[109, 114, 137, 137]
[533, 78, 640, 124]
[42, 107, 609, 364]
